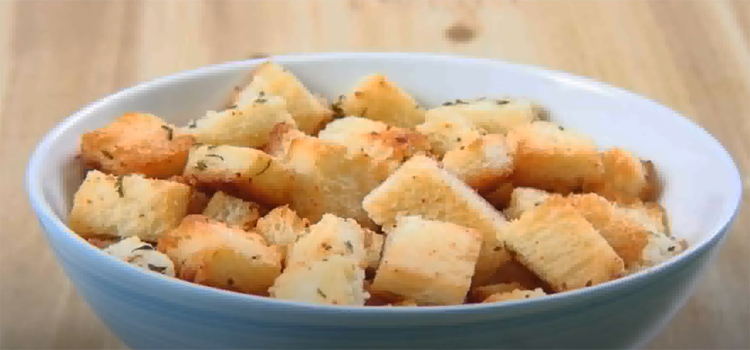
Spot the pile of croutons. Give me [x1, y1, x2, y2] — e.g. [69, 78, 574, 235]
[69, 61, 687, 307]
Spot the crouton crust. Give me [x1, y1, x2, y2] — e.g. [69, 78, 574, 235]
[443, 134, 514, 193]
[335, 75, 425, 128]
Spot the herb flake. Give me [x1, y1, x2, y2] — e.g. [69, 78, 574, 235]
[317, 288, 327, 298]
[101, 150, 114, 159]
[147, 264, 167, 273]
[161, 125, 174, 140]
[195, 161, 208, 171]
[206, 154, 224, 161]
[253, 159, 272, 177]
[132, 245, 155, 252]
[115, 175, 125, 198]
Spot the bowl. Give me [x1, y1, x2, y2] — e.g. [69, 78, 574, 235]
[26, 53, 743, 349]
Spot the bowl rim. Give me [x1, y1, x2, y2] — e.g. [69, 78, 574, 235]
[25, 52, 744, 314]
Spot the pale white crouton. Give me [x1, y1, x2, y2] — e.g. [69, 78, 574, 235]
[362, 155, 511, 286]
[442, 134, 514, 193]
[269, 255, 368, 306]
[80, 113, 195, 178]
[201, 191, 262, 231]
[254, 205, 310, 264]
[428, 98, 543, 135]
[334, 75, 425, 128]
[234, 62, 334, 135]
[286, 214, 366, 268]
[69, 170, 191, 242]
[104, 236, 175, 277]
[183, 144, 294, 207]
[482, 288, 547, 303]
[503, 187, 553, 220]
[416, 110, 485, 157]
[157, 215, 281, 295]
[180, 95, 297, 148]
[370, 216, 482, 305]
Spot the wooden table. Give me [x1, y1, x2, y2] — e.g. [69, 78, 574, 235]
[1, 1, 748, 349]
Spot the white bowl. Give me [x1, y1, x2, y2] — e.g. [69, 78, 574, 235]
[26, 53, 743, 349]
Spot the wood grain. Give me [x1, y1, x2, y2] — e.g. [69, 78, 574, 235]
[0, 1, 747, 349]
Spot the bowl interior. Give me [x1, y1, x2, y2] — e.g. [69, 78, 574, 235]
[30, 53, 742, 267]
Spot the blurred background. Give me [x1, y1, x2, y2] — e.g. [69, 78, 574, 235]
[0, 0, 748, 349]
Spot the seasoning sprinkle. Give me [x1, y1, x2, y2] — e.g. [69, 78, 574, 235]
[132, 245, 155, 252]
[195, 161, 208, 171]
[206, 154, 224, 161]
[187, 120, 197, 129]
[344, 241, 354, 253]
[253, 159, 272, 177]
[101, 150, 114, 159]
[317, 288, 327, 298]
[147, 264, 167, 273]
[115, 175, 125, 198]
[161, 125, 174, 140]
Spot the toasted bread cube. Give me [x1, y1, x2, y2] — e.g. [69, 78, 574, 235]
[614, 201, 669, 234]
[363, 228, 385, 273]
[442, 134, 514, 193]
[469, 282, 524, 303]
[598, 216, 686, 272]
[428, 98, 543, 135]
[201, 191, 262, 231]
[286, 214, 366, 268]
[104, 236, 176, 277]
[503, 202, 625, 292]
[69, 170, 191, 242]
[233, 62, 334, 135]
[319, 117, 432, 171]
[269, 255, 368, 306]
[183, 144, 294, 206]
[254, 205, 310, 264]
[416, 111, 485, 157]
[362, 155, 511, 286]
[481, 182, 515, 209]
[334, 75, 425, 128]
[157, 215, 281, 295]
[583, 148, 659, 203]
[628, 230, 686, 273]
[482, 288, 547, 304]
[79, 113, 195, 178]
[263, 122, 307, 158]
[506, 121, 603, 194]
[281, 135, 392, 229]
[504, 187, 553, 220]
[180, 95, 297, 148]
[370, 216, 482, 305]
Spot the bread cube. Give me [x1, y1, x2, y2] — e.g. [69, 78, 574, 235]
[334, 75, 425, 128]
[369, 216, 482, 305]
[583, 148, 660, 203]
[428, 98, 543, 135]
[362, 155, 511, 285]
[201, 191, 262, 231]
[69, 170, 191, 242]
[269, 255, 368, 306]
[79, 113, 195, 178]
[416, 110, 485, 157]
[286, 214, 366, 268]
[233, 62, 334, 135]
[103, 236, 176, 277]
[157, 215, 281, 295]
[614, 201, 669, 234]
[254, 205, 310, 264]
[504, 187, 553, 220]
[442, 134, 514, 193]
[482, 288, 547, 303]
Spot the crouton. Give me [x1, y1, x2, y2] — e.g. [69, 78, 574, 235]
[269, 255, 368, 306]
[286, 214, 366, 268]
[334, 75, 425, 128]
[428, 98, 543, 135]
[104, 236, 175, 277]
[628, 230, 686, 274]
[469, 282, 524, 303]
[504, 187, 553, 220]
[370, 216, 482, 305]
[416, 111, 485, 157]
[183, 144, 294, 207]
[614, 201, 669, 234]
[282, 136, 392, 229]
[319, 117, 432, 170]
[180, 95, 297, 148]
[69, 170, 191, 242]
[233, 62, 334, 135]
[502, 202, 625, 292]
[79, 113, 195, 178]
[442, 134, 514, 193]
[264, 122, 307, 158]
[481, 182, 515, 209]
[482, 288, 547, 303]
[157, 215, 281, 295]
[363, 228, 385, 274]
[201, 191, 262, 231]
[254, 205, 310, 264]
[597, 216, 685, 272]
[362, 155, 511, 286]
[505, 121, 603, 194]
[583, 148, 659, 203]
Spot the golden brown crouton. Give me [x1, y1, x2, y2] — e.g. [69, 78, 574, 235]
[233, 62, 334, 135]
[103, 236, 175, 277]
[362, 155, 511, 286]
[370, 216, 482, 305]
[469, 282, 524, 303]
[286, 214, 366, 269]
[180, 95, 297, 148]
[318, 117, 432, 171]
[416, 111, 485, 157]
[202, 191, 262, 231]
[482, 288, 547, 303]
[442, 134, 514, 193]
[183, 144, 295, 207]
[582, 148, 659, 204]
[334, 75, 425, 128]
[254, 205, 310, 264]
[504, 187, 553, 220]
[269, 255, 368, 306]
[505, 121, 603, 194]
[428, 98, 543, 135]
[281, 135, 392, 229]
[69, 170, 192, 242]
[502, 202, 625, 292]
[597, 216, 685, 272]
[157, 215, 281, 295]
[79, 113, 195, 179]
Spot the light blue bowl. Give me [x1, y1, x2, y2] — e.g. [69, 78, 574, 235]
[26, 53, 743, 349]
